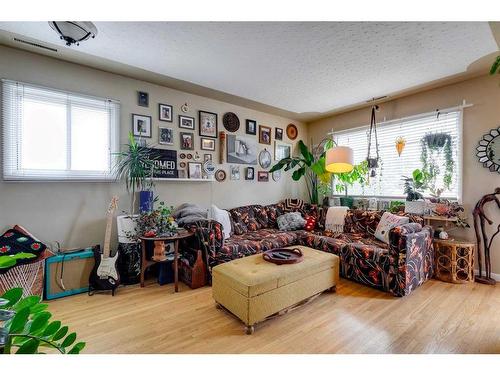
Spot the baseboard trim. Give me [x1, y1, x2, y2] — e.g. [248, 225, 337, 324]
[473, 270, 500, 282]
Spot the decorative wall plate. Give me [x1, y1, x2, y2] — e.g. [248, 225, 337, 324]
[259, 149, 272, 169]
[203, 160, 216, 176]
[186, 153, 193, 160]
[476, 126, 500, 173]
[215, 169, 226, 182]
[179, 161, 187, 168]
[272, 170, 282, 181]
[194, 151, 201, 161]
[179, 153, 186, 159]
[286, 124, 298, 140]
[223, 112, 240, 132]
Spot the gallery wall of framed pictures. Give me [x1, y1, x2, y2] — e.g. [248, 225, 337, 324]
[130, 89, 302, 182]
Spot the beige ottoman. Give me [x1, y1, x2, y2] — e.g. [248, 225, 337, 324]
[212, 245, 339, 334]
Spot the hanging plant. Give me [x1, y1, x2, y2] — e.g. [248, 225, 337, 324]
[420, 132, 454, 193]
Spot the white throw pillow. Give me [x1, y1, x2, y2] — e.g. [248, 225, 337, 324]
[374, 212, 409, 244]
[210, 204, 232, 240]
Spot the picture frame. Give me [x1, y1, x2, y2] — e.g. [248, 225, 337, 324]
[230, 165, 240, 180]
[159, 103, 173, 122]
[245, 167, 254, 180]
[204, 153, 212, 162]
[159, 127, 174, 145]
[188, 162, 203, 179]
[132, 114, 152, 138]
[226, 134, 257, 165]
[246, 119, 257, 135]
[274, 141, 292, 161]
[259, 149, 272, 169]
[178, 170, 187, 179]
[199, 110, 218, 138]
[201, 138, 216, 151]
[180, 132, 194, 150]
[275, 127, 283, 141]
[179, 115, 195, 130]
[259, 125, 272, 145]
[258, 171, 269, 182]
[138, 91, 149, 107]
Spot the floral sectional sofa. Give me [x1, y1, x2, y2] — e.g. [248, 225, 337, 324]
[189, 201, 434, 297]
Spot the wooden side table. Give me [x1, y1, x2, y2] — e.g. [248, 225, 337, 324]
[433, 238, 475, 284]
[139, 230, 194, 292]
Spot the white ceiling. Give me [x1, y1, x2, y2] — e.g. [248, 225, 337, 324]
[0, 22, 497, 115]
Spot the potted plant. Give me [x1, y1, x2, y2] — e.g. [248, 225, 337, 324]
[332, 161, 369, 208]
[402, 168, 429, 214]
[1, 288, 84, 354]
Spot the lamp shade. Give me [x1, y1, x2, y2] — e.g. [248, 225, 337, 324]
[325, 146, 354, 173]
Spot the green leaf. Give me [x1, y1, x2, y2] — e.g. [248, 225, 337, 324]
[61, 332, 77, 348]
[298, 141, 314, 165]
[16, 338, 40, 354]
[9, 307, 30, 334]
[68, 342, 86, 354]
[0, 256, 17, 270]
[30, 303, 49, 314]
[1, 287, 23, 308]
[14, 295, 40, 312]
[43, 321, 62, 337]
[29, 311, 51, 334]
[292, 167, 306, 181]
[53, 326, 68, 341]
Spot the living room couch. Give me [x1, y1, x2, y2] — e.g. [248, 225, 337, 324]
[189, 201, 434, 297]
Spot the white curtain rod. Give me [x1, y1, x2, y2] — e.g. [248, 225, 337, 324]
[327, 100, 473, 136]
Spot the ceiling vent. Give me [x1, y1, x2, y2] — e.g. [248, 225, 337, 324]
[13, 38, 58, 52]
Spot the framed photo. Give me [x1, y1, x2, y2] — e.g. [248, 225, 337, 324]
[246, 119, 257, 135]
[132, 114, 152, 138]
[180, 132, 194, 150]
[230, 165, 240, 180]
[275, 127, 283, 141]
[159, 127, 174, 145]
[258, 171, 269, 182]
[245, 167, 254, 180]
[274, 141, 292, 161]
[138, 91, 149, 107]
[226, 134, 257, 165]
[201, 138, 216, 151]
[199, 110, 218, 138]
[259, 149, 272, 169]
[259, 125, 272, 145]
[159, 103, 173, 122]
[179, 115, 195, 130]
[204, 153, 212, 162]
[188, 162, 203, 179]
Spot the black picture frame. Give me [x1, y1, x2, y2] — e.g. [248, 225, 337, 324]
[159, 127, 174, 145]
[180, 132, 194, 150]
[138, 91, 149, 107]
[132, 114, 152, 138]
[246, 119, 257, 135]
[245, 167, 254, 180]
[179, 115, 195, 130]
[159, 103, 173, 122]
[258, 171, 269, 182]
[275, 127, 283, 141]
[201, 138, 216, 151]
[199, 110, 218, 139]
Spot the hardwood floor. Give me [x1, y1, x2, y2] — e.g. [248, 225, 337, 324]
[47, 279, 500, 354]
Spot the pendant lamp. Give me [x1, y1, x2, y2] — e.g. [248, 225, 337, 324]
[325, 146, 354, 173]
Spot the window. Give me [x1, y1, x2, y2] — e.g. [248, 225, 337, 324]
[333, 110, 462, 200]
[2, 80, 119, 181]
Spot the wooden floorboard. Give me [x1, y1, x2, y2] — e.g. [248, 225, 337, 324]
[46, 279, 500, 354]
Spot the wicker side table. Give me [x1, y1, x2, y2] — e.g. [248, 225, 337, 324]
[434, 238, 475, 284]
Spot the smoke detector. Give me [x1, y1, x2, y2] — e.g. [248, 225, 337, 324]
[49, 21, 97, 46]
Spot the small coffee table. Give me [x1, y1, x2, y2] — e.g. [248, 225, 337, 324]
[139, 230, 194, 292]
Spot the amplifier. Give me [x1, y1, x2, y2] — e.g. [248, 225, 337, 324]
[45, 248, 95, 300]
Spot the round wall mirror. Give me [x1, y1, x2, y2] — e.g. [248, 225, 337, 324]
[476, 126, 500, 174]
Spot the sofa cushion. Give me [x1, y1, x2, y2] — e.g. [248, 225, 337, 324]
[229, 205, 263, 234]
[264, 203, 285, 228]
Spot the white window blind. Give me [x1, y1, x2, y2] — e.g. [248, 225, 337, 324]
[334, 110, 462, 199]
[2, 80, 120, 181]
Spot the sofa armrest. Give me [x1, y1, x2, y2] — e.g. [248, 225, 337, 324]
[186, 219, 225, 273]
[388, 223, 434, 297]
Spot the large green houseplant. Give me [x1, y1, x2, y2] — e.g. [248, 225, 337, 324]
[332, 161, 369, 207]
[0, 288, 84, 354]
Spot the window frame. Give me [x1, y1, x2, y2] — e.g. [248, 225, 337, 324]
[330, 108, 464, 202]
[2, 80, 120, 182]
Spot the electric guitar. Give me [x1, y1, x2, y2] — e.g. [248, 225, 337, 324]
[89, 196, 120, 295]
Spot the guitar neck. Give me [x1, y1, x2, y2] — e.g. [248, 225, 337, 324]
[103, 197, 118, 259]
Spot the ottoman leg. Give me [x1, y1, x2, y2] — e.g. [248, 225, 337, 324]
[215, 303, 223, 310]
[328, 285, 337, 293]
[245, 325, 255, 335]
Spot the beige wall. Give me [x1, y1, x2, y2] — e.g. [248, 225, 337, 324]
[0, 45, 307, 249]
[308, 74, 500, 276]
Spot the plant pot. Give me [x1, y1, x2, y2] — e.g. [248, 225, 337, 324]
[367, 157, 379, 169]
[404, 200, 425, 215]
[340, 196, 354, 208]
[117, 214, 138, 244]
[139, 190, 154, 213]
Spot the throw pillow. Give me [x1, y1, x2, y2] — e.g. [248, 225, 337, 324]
[374, 212, 409, 244]
[283, 198, 305, 213]
[277, 212, 306, 231]
[210, 205, 232, 240]
[304, 216, 316, 232]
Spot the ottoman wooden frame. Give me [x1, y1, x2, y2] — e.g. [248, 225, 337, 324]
[212, 246, 339, 334]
